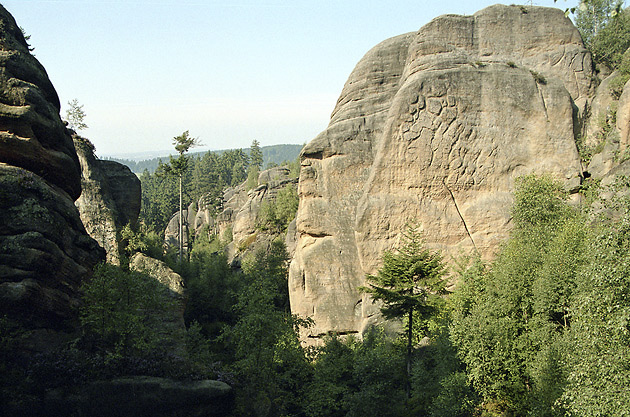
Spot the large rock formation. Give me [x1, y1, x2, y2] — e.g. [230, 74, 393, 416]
[0, 5, 104, 331]
[289, 5, 593, 341]
[166, 166, 299, 263]
[74, 135, 141, 264]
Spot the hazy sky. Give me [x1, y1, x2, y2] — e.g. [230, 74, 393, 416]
[4, 0, 580, 157]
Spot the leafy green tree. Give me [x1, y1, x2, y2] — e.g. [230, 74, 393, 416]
[65, 98, 88, 131]
[360, 222, 447, 398]
[245, 140, 263, 190]
[560, 215, 630, 416]
[222, 240, 311, 416]
[345, 329, 407, 417]
[575, 0, 624, 50]
[450, 174, 588, 416]
[80, 263, 173, 357]
[162, 130, 201, 262]
[589, 5, 630, 69]
[305, 336, 356, 417]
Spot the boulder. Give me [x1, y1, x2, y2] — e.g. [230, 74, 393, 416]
[0, 164, 103, 329]
[0, 5, 82, 200]
[289, 5, 589, 342]
[44, 376, 233, 417]
[99, 159, 141, 227]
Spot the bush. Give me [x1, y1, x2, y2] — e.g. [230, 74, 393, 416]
[79, 263, 174, 358]
[257, 185, 299, 233]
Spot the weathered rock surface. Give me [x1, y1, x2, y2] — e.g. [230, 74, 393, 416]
[43, 376, 233, 417]
[74, 136, 123, 265]
[0, 6, 82, 200]
[74, 135, 141, 264]
[289, 5, 590, 341]
[166, 166, 299, 264]
[0, 6, 104, 331]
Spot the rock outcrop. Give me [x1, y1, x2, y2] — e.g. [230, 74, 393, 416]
[74, 136, 141, 264]
[289, 5, 592, 341]
[129, 253, 187, 356]
[165, 166, 299, 264]
[0, 5, 104, 331]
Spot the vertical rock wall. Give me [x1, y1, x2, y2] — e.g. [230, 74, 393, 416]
[289, 5, 592, 341]
[0, 5, 104, 331]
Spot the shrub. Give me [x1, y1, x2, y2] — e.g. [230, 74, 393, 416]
[529, 70, 547, 85]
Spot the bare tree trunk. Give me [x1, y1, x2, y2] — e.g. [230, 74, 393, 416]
[407, 309, 413, 399]
[178, 174, 183, 263]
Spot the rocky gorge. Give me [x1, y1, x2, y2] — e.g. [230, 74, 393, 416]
[2, 2, 630, 415]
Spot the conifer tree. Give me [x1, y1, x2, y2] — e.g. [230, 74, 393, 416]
[361, 222, 447, 398]
[163, 130, 201, 262]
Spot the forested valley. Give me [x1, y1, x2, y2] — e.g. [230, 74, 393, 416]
[4, 2, 630, 417]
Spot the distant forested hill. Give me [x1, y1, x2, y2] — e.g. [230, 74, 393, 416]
[105, 144, 303, 174]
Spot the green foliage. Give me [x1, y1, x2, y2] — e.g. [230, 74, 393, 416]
[222, 240, 312, 416]
[529, 69, 547, 85]
[119, 223, 164, 260]
[410, 327, 478, 417]
[109, 144, 302, 175]
[245, 165, 259, 190]
[185, 248, 240, 342]
[305, 330, 408, 417]
[19, 26, 34, 51]
[345, 329, 408, 417]
[574, 134, 605, 164]
[79, 263, 174, 358]
[361, 222, 447, 400]
[451, 174, 588, 416]
[172, 130, 201, 155]
[512, 174, 570, 227]
[560, 215, 630, 416]
[258, 185, 299, 233]
[304, 336, 355, 417]
[575, 0, 625, 61]
[250, 139, 263, 170]
[361, 223, 447, 330]
[140, 163, 185, 232]
[609, 47, 630, 98]
[65, 98, 88, 131]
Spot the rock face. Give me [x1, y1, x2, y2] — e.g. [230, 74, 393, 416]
[0, 5, 104, 330]
[289, 5, 591, 341]
[166, 166, 299, 263]
[75, 136, 141, 265]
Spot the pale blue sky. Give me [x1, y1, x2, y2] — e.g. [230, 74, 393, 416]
[3, 0, 579, 157]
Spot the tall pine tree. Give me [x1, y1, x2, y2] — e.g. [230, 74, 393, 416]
[361, 222, 447, 398]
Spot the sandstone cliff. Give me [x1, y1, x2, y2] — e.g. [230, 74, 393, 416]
[0, 5, 104, 331]
[74, 135, 141, 265]
[289, 5, 593, 341]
